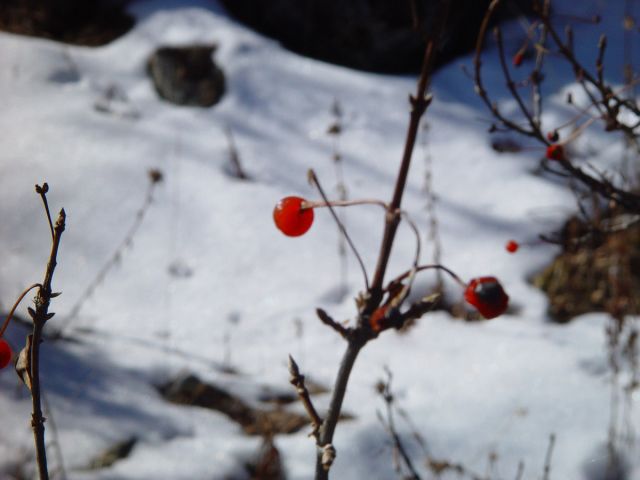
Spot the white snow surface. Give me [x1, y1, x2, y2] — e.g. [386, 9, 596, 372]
[1, 0, 639, 479]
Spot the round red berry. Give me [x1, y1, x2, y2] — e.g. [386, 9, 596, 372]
[0, 339, 12, 370]
[506, 240, 519, 253]
[546, 144, 565, 161]
[464, 276, 509, 319]
[273, 196, 314, 237]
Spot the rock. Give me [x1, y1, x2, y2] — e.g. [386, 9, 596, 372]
[0, 0, 134, 46]
[147, 45, 226, 107]
[158, 374, 310, 435]
[87, 437, 137, 470]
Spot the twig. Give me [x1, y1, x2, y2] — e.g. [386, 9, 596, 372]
[303, 198, 388, 210]
[377, 368, 422, 480]
[36, 184, 54, 241]
[288, 355, 323, 440]
[0, 283, 42, 337]
[28, 185, 66, 480]
[542, 433, 555, 480]
[389, 264, 466, 289]
[224, 126, 250, 180]
[308, 169, 370, 290]
[316, 308, 350, 339]
[59, 170, 162, 332]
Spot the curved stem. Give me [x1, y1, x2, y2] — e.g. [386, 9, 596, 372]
[302, 198, 389, 210]
[389, 264, 466, 289]
[0, 283, 41, 337]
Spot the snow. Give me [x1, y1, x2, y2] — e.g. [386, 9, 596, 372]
[1, 0, 639, 478]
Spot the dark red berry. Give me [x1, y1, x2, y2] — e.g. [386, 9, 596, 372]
[273, 196, 314, 237]
[506, 240, 519, 253]
[546, 144, 566, 161]
[0, 339, 12, 370]
[464, 276, 509, 319]
[512, 52, 524, 67]
[546, 130, 559, 142]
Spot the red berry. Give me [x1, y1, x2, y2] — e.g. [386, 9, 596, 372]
[512, 52, 524, 67]
[0, 339, 12, 370]
[464, 276, 509, 319]
[506, 240, 519, 253]
[273, 196, 314, 237]
[546, 130, 559, 142]
[546, 144, 566, 161]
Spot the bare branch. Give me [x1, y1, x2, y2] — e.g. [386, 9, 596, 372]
[288, 355, 323, 440]
[316, 309, 350, 339]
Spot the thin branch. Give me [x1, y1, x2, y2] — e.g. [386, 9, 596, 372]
[0, 283, 42, 337]
[316, 308, 350, 339]
[35, 183, 54, 241]
[303, 198, 388, 210]
[224, 126, 250, 180]
[377, 368, 422, 480]
[288, 355, 323, 440]
[308, 169, 370, 290]
[495, 27, 539, 133]
[29, 199, 66, 480]
[542, 433, 556, 480]
[59, 170, 161, 331]
[389, 264, 466, 289]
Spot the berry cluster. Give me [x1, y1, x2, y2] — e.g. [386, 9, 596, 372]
[273, 196, 511, 321]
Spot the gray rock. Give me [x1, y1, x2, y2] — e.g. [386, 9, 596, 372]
[147, 44, 226, 107]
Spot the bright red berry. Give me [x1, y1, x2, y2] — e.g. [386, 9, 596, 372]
[0, 339, 12, 370]
[512, 52, 524, 67]
[273, 196, 314, 237]
[464, 276, 509, 319]
[506, 240, 519, 253]
[546, 144, 566, 161]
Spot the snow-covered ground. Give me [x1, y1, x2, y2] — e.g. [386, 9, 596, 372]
[1, 0, 639, 478]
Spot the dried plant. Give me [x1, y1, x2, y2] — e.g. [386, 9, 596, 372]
[0, 183, 66, 479]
